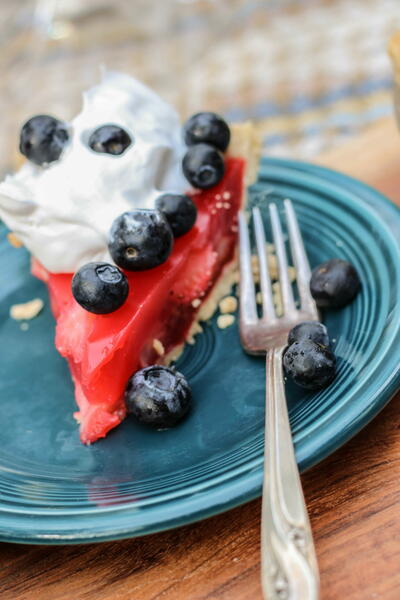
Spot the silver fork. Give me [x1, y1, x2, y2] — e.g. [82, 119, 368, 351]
[238, 199, 319, 600]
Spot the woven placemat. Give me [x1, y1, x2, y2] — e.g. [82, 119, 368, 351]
[0, 0, 399, 173]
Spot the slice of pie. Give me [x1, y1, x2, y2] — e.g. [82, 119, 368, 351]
[0, 72, 260, 444]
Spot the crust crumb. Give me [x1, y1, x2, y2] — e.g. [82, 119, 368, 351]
[10, 298, 44, 321]
[288, 266, 296, 282]
[217, 314, 235, 329]
[187, 322, 203, 344]
[267, 253, 278, 279]
[251, 255, 260, 282]
[250, 247, 296, 285]
[232, 269, 240, 283]
[191, 298, 201, 308]
[7, 233, 23, 248]
[219, 296, 238, 314]
[152, 338, 165, 356]
[272, 281, 283, 317]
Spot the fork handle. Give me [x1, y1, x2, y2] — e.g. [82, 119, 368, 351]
[261, 347, 320, 600]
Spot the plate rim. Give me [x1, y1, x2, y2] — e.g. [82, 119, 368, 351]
[1, 157, 399, 544]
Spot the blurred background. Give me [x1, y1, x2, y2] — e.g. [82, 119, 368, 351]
[1, 0, 399, 175]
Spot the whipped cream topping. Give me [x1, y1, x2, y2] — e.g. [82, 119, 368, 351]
[0, 71, 188, 273]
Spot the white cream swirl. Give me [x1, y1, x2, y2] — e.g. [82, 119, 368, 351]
[0, 71, 188, 273]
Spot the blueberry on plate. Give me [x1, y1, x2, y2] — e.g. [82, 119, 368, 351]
[183, 112, 230, 152]
[88, 124, 132, 155]
[19, 115, 69, 166]
[72, 262, 129, 314]
[310, 258, 361, 308]
[125, 365, 192, 428]
[288, 321, 329, 347]
[283, 340, 336, 391]
[155, 193, 197, 237]
[108, 209, 173, 271]
[182, 143, 225, 189]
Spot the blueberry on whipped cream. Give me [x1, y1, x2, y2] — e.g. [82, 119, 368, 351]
[88, 124, 132, 155]
[19, 115, 69, 166]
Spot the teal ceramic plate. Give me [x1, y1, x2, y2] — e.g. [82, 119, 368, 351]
[0, 159, 399, 544]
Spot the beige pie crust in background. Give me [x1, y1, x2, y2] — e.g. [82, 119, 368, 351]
[388, 31, 400, 82]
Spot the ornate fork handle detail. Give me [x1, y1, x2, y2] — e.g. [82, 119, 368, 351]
[261, 347, 320, 600]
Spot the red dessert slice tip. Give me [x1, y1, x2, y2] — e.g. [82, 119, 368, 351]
[33, 157, 245, 444]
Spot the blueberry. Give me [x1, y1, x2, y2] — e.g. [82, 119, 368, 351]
[19, 115, 69, 166]
[182, 143, 225, 189]
[88, 124, 132, 155]
[108, 209, 173, 271]
[125, 365, 192, 427]
[72, 262, 129, 314]
[283, 340, 336, 391]
[288, 321, 329, 347]
[183, 112, 230, 152]
[155, 193, 197, 237]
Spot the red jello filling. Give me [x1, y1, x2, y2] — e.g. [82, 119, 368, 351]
[32, 157, 245, 443]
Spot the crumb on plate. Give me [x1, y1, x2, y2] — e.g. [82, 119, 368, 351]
[10, 298, 44, 321]
[219, 296, 238, 314]
[7, 232, 23, 248]
[217, 314, 235, 329]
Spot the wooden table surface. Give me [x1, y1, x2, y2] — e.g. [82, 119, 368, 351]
[1, 118, 399, 600]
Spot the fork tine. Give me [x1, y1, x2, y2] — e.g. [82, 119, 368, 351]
[252, 207, 276, 320]
[284, 199, 318, 316]
[269, 203, 296, 314]
[238, 211, 258, 323]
